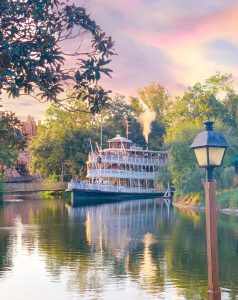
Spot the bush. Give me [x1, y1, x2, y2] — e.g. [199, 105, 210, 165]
[217, 167, 235, 189]
[156, 165, 172, 189]
[216, 188, 238, 209]
[43, 173, 59, 183]
[172, 167, 204, 196]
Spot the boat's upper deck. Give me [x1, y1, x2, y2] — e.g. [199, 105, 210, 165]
[87, 134, 168, 167]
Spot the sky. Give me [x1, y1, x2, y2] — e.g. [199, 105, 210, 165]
[2, 0, 238, 119]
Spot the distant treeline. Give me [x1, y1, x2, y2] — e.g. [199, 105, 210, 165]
[1, 73, 238, 201]
[29, 73, 238, 197]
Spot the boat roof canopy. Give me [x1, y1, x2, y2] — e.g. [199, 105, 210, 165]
[107, 134, 132, 143]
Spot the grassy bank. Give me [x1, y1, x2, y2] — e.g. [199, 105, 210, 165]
[216, 188, 238, 209]
[199, 188, 238, 209]
[173, 187, 238, 210]
[39, 190, 70, 200]
[173, 192, 201, 208]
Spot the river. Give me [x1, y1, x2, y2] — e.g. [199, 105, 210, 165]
[0, 195, 237, 300]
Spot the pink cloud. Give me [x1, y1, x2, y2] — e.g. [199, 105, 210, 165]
[122, 7, 238, 48]
[6, 1, 238, 118]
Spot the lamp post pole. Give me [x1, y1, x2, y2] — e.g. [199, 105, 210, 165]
[190, 120, 229, 300]
[204, 170, 221, 300]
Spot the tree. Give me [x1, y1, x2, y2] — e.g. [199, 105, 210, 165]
[163, 73, 238, 196]
[29, 125, 97, 178]
[147, 121, 165, 150]
[130, 96, 144, 117]
[0, 0, 115, 113]
[0, 111, 27, 168]
[165, 120, 204, 194]
[167, 122, 238, 196]
[137, 83, 171, 123]
[168, 73, 236, 128]
[100, 94, 146, 148]
[29, 94, 146, 178]
[223, 91, 238, 129]
[130, 83, 171, 149]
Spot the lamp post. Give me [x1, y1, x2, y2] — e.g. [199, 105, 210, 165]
[190, 121, 229, 300]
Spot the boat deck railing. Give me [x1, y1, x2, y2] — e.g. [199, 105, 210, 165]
[67, 182, 160, 194]
[87, 169, 155, 179]
[89, 154, 167, 166]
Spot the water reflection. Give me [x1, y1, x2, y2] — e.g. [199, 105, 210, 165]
[0, 196, 237, 299]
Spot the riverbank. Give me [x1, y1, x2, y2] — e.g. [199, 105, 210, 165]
[173, 188, 238, 215]
[173, 192, 201, 209]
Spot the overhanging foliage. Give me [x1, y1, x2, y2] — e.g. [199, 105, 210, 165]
[0, 0, 115, 113]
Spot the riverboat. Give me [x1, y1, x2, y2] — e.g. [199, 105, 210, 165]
[67, 134, 169, 204]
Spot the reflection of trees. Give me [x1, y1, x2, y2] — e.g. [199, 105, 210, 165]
[29, 200, 215, 298]
[79, 201, 175, 295]
[0, 231, 13, 278]
[0, 204, 13, 278]
[2, 197, 238, 299]
[30, 203, 108, 295]
[217, 214, 238, 299]
[164, 210, 238, 300]
[31, 199, 172, 295]
[121, 204, 176, 295]
[164, 211, 208, 299]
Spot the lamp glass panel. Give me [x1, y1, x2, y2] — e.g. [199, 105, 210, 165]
[194, 147, 208, 167]
[208, 147, 225, 166]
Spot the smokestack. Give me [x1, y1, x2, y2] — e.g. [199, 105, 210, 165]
[126, 118, 132, 140]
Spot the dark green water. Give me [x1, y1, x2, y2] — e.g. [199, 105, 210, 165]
[0, 195, 238, 300]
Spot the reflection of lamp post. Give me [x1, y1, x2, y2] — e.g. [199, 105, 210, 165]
[190, 121, 229, 300]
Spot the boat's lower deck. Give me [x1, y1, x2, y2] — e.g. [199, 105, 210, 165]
[70, 189, 165, 206]
[67, 182, 161, 194]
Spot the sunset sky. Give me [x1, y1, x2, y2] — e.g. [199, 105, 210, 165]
[2, 0, 238, 119]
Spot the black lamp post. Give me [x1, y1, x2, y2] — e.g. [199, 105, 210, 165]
[190, 120, 229, 300]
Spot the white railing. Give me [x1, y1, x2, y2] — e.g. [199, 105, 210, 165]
[67, 182, 157, 194]
[89, 154, 167, 166]
[87, 169, 155, 179]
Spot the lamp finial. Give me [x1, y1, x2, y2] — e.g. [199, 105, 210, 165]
[204, 120, 214, 131]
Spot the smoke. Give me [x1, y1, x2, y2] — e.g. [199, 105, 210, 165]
[139, 110, 156, 143]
